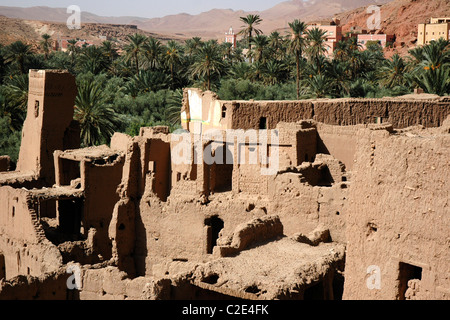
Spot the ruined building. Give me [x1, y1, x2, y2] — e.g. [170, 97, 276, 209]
[0, 70, 449, 300]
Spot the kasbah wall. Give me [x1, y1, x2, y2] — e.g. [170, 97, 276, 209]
[0, 71, 448, 300]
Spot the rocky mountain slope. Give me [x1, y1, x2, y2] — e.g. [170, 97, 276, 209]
[335, 0, 450, 57]
[0, 15, 185, 48]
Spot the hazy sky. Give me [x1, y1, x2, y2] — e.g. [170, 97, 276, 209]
[0, 0, 288, 18]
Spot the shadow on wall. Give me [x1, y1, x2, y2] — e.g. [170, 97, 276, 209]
[134, 208, 148, 277]
[316, 134, 331, 156]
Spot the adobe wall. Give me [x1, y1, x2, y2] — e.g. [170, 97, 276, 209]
[0, 187, 62, 281]
[17, 70, 77, 185]
[342, 126, 450, 300]
[182, 88, 450, 131]
[313, 98, 450, 129]
[0, 268, 70, 300]
[315, 123, 362, 171]
[82, 158, 125, 260]
[230, 101, 314, 130]
[0, 264, 170, 300]
[78, 266, 170, 300]
[138, 194, 271, 278]
[181, 89, 229, 132]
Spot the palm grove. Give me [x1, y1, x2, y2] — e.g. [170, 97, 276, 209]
[0, 15, 449, 168]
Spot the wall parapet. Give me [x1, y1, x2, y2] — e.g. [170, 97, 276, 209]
[182, 88, 450, 130]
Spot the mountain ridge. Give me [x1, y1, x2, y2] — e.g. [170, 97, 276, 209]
[0, 1, 392, 38]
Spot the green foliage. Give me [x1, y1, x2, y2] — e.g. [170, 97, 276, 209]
[0, 116, 21, 165]
[3, 41, 34, 75]
[238, 14, 263, 51]
[74, 77, 121, 146]
[218, 79, 297, 100]
[190, 40, 225, 90]
[408, 39, 450, 95]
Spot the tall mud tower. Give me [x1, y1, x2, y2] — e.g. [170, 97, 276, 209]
[16, 70, 78, 185]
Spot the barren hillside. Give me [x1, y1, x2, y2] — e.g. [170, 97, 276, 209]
[335, 0, 450, 57]
[0, 15, 186, 48]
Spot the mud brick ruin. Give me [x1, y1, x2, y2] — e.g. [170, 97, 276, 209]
[0, 70, 449, 300]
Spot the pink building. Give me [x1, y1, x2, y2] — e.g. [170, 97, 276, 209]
[357, 33, 395, 49]
[307, 19, 343, 57]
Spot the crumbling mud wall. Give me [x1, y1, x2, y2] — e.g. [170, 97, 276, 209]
[182, 88, 450, 131]
[78, 265, 170, 300]
[313, 98, 450, 129]
[0, 187, 62, 281]
[231, 101, 315, 130]
[343, 123, 450, 300]
[0, 267, 71, 300]
[213, 215, 284, 257]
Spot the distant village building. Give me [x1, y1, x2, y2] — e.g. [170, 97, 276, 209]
[307, 18, 343, 57]
[55, 36, 95, 52]
[357, 33, 395, 49]
[417, 17, 450, 46]
[225, 27, 237, 48]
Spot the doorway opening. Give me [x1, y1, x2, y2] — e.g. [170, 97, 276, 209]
[398, 262, 423, 300]
[204, 216, 224, 254]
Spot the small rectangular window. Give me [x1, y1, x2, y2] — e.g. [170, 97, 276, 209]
[259, 117, 267, 130]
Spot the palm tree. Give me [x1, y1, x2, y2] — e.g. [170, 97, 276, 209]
[327, 59, 351, 97]
[238, 14, 263, 53]
[40, 34, 52, 60]
[191, 41, 225, 90]
[251, 35, 269, 63]
[185, 37, 203, 57]
[124, 33, 148, 75]
[421, 38, 450, 70]
[250, 61, 266, 82]
[132, 69, 171, 93]
[413, 64, 450, 95]
[262, 60, 287, 85]
[165, 89, 183, 128]
[143, 37, 164, 70]
[288, 19, 308, 99]
[379, 54, 409, 88]
[163, 40, 183, 89]
[348, 78, 376, 98]
[407, 46, 425, 65]
[67, 39, 78, 66]
[4, 41, 33, 74]
[0, 85, 26, 131]
[229, 62, 252, 80]
[268, 31, 284, 60]
[78, 45, 108, 74]
[302, 73, 333, 98]
[409, 39, 450, 95]
[304, 54, 330, 78]
[4, 73, 29, 112]
[334, 39, 349, 62]
[101, 41, 119, 65]
[74, 79, 121, 146]
[306, 27, 329, 64]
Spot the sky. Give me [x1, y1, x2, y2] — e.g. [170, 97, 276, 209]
[0, 0, 289, 18]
